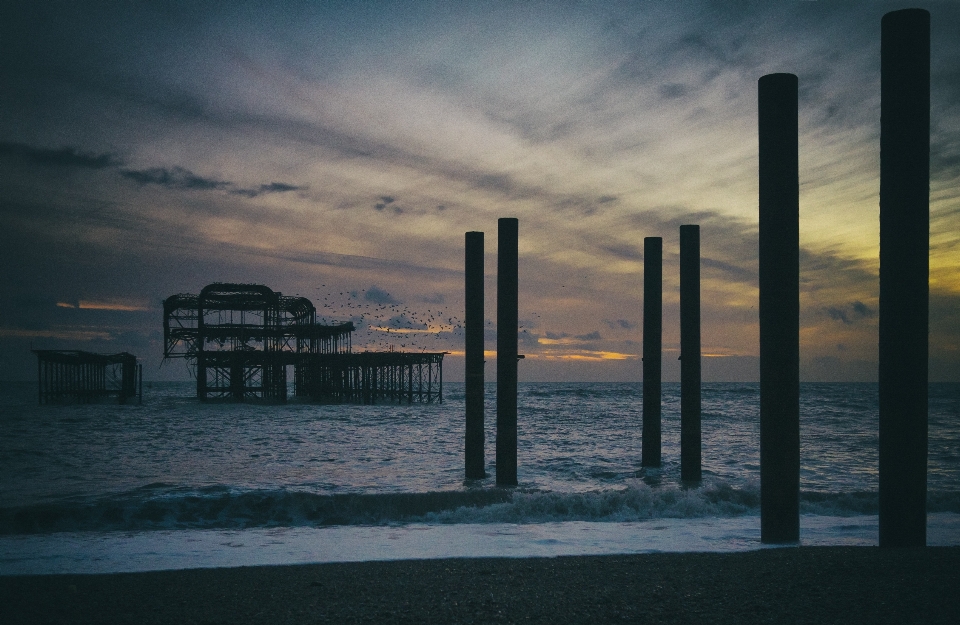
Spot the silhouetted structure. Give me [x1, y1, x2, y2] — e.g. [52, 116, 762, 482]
[497, 218, 519, 486]
[680, 225, 702, 481]
[642, 236, 662, 468]
[879, 8, 930, 548]
[34, 350, 141, 405]
[465, 231, 486, 479]
[163, 283, 443, 403]
[758, 72, 800, 543]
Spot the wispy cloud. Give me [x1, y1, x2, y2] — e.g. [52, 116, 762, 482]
[0, 141, 120, 169]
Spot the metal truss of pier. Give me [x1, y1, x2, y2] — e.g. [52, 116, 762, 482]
[163, 283, 443, 403]
[34, 350, 141, 405]
[296, 351, 444, 404]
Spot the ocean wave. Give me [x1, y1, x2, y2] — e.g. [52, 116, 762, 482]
[3, 483, 958, 535]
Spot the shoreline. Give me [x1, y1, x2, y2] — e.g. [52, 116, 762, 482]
[3, 547, 959, 624]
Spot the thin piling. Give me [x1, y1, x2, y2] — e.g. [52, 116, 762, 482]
[496, 218, 519, 486]
[879, 8, 930, 548]
[758, 72, 800, 543]
[465, 231, 486, 479]
[680, 224, 702, 482]
[642, 236, 662, 468]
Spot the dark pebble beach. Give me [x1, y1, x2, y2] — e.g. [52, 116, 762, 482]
[3, 547, 959, 624]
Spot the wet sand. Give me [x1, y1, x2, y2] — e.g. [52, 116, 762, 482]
[3, 547, 959, 624]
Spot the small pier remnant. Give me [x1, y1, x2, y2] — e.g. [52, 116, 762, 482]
[758, 72, 800, 543]
[34, 350, 141, 404]
[642, 236, 662, 468]
[465, 231, 486, 479]
[680, 224, 702, 482]
[879, 8, 930, 548]
[497, 218, 519, 486]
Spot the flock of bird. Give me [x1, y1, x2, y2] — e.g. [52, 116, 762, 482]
[311, 286, 464, 353]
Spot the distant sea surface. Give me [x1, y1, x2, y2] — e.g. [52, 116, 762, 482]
[2, 382, 959, 574]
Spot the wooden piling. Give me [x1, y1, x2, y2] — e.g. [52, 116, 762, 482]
[642, 236, 662, 468]
[465, 231, 486, 479]
[680, 224, 702, 482]
[758, 72, 800, 543]
[879, 8, 930, 548]
[496, 218, 519, 486]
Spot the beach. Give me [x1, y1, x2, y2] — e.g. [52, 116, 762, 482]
[3, 547, 959, 624]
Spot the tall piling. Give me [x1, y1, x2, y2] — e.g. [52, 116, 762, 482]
[496, 218, 519, 486]
[680, 224, 702, 481]
[465, 231, 486, 479]
[758, 72, 800, 543]
[642, 236, 662, 468]
[879, 8, 930, 548]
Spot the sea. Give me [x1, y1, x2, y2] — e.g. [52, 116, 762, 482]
[1, 381, 958, 575]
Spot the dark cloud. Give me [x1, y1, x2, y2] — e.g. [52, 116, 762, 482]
[851, 300, 874, 319]
[702, 257, 757, 284]
[600, 243, 642, 261]
[386, 314, 427, 330]
[519, 329, 539, 347]
[374, 196, 396, 210]
[604, 319, 636, 330]
[825, 300, 875, 325]
[120, 166, 229, 191]
[0, 141, 120, 169]
[364, 286, 399, 305]
[544, 331, 569, 340]
[119, 165, 303, 199]
[474, 173, 519, 196]
[659, 83, 689, 99]
[575, 331, 602, 341]
[230, 182, 304, 198]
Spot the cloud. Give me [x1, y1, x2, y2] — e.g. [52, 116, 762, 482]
[386, 314, 428, 330]
[121, 165, 229, 191]
[364, 286, 399, 305]
[232, 182, 306, 198]
[604, 319, 636, 330]
[119, 165, 305, 199]
[0, 141, 120, 169]
[659, 83, 689, 100]
[702, 257, 756, 284]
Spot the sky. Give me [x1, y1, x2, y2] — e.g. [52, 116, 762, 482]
[1, 0, 958, 383]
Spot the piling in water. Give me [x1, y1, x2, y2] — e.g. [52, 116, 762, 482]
[758, 72, 800, 544]
[879, 8, 930, 548]
[465, 231, 486, 479]
[680, 224, 702, 482]
[496, 218, 519, 486]
[642, 236, 662, 468]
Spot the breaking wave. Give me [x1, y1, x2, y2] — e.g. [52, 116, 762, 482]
[4, 480, 958, 535]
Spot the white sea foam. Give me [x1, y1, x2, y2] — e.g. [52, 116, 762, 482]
[3, 513, 960, 576]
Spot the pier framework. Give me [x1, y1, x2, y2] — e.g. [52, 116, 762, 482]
[163, 283, 443, 403]
[34, 350, 141, 404]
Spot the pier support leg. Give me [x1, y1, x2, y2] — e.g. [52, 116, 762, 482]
[497, 218, 519, 486]
[642, 236, 662, 468]
[680, 224, 702, 482]
[465, 231, 486, 479]
[196, 351, 207, 401]
[758, 72, 800, 543]
[879, 8, 930, 548]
